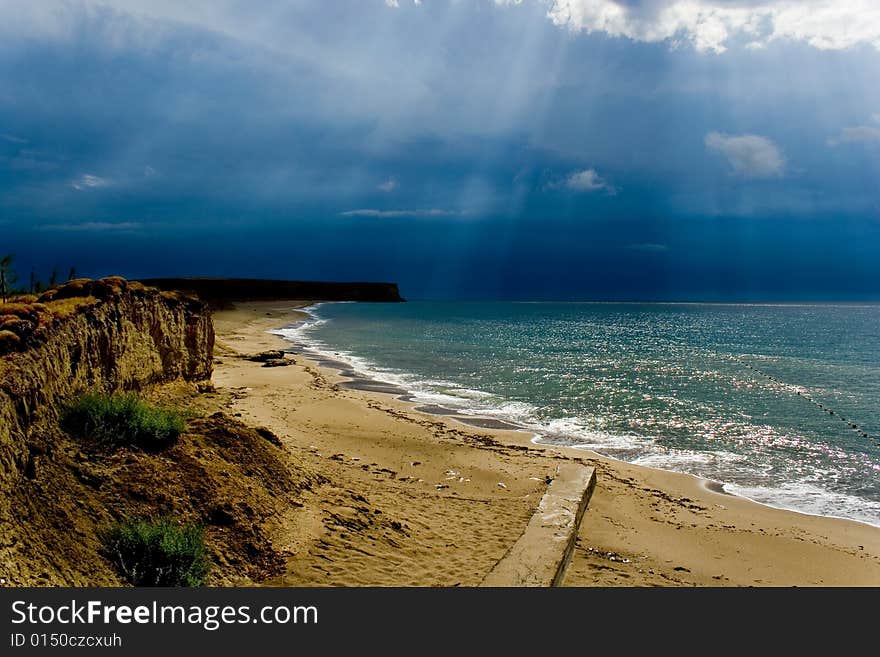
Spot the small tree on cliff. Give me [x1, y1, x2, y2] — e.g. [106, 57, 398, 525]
[0, 254, 17, 303]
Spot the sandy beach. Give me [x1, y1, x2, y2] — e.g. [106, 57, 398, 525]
[210, 301, 880, 586]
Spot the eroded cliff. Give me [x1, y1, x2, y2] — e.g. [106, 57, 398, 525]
[0, 278, 317, 586]
[0, 278, 213, 487]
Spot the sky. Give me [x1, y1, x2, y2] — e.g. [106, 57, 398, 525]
[1, 0, 879, 300]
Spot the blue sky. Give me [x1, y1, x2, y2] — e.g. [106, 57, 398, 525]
[1, 0, 879, 300]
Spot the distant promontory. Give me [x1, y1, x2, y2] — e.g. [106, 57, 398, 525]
[138, 278, 405, 304]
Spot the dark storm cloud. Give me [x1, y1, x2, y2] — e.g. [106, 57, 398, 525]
[1, 0, 879, 299]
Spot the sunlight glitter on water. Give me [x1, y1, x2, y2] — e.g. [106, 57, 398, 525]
[277, 301, 880, 526]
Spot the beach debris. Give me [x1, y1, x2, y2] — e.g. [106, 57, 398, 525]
[410, 461, 421, 466]
[262, 358, 292, 368]
[445, 469, 459, 476]
[351, 457, 360, 461]
[497, 482, 507, 489]
[586, 547, 632, 563]
[435, 484, 449, 490]
[247, 350, 285, 362]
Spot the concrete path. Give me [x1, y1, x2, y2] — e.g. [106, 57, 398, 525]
[481, 462, 597, 587]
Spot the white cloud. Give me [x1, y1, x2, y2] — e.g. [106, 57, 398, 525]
[70, 174, 112, 190]
[627, 242, 668, 252]
[340, 208, 465, 218]
[514, 0, 880, 53]
[0, 133, 27, 144]
[377, 178, 399, 192]
[828, 114, 880, 146]
[5, 1, 878, 56]
[39, 221, 142, 232]
[548, 168, 615, 193]
[705, 131, 785, 177]
[833, 126, 880, 145]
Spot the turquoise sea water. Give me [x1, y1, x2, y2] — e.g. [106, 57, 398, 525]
[276, 301, 880, 526]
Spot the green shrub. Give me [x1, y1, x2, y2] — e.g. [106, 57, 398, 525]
[62, 393, 185, 450]
[99, 517, 210, 587]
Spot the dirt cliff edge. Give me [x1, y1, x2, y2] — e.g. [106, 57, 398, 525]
[0, 279, 316, 586]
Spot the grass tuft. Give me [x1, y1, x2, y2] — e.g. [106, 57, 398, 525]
[99, 517, 210, 586]
[62, 393, 185, 451]
[43, 296, 98, 321]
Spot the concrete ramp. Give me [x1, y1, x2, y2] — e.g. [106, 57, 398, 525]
[481, 463, 596, 587]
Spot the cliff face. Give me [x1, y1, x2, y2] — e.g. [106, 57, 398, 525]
[0, 278, 213, 478]
[0, 278, 215, 584]
[0, 278, 323, 587]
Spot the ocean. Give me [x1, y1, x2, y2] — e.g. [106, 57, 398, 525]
[274, 301, 880, 527]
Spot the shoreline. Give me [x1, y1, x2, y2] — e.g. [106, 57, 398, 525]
[212, 300, 880, 586]
[279, 301, 880, 531]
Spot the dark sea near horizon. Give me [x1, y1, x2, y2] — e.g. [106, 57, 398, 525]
[274, 301, 880, 527]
